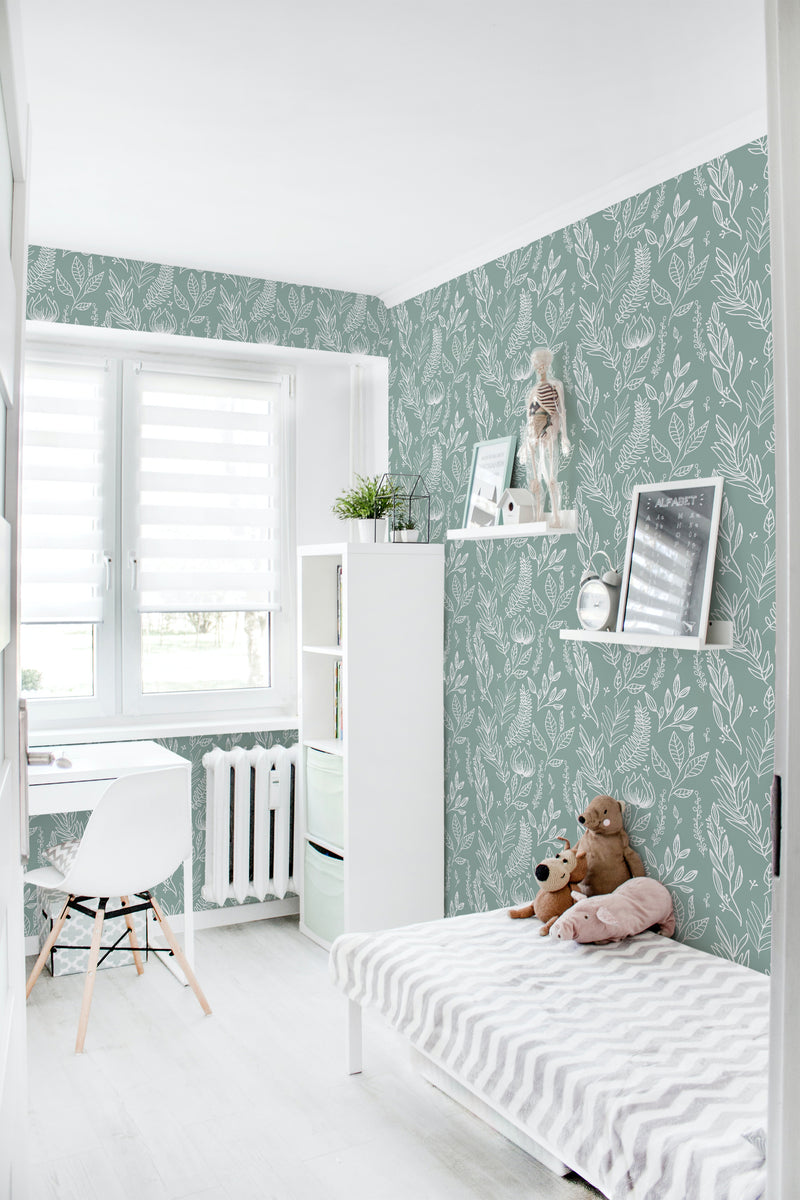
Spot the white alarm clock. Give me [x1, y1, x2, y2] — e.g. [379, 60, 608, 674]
[576, 560, 622, 631]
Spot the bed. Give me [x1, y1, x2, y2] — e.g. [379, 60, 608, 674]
[329, 908, 768, 1200]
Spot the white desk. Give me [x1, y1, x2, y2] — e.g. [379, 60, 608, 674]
[28, 740, 195, 967]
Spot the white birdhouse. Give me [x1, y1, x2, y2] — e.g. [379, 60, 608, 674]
[499, 488, 536, 525]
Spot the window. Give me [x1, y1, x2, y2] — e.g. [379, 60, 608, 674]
[20, 358, 113, 707]
[20, 349, 292, 728]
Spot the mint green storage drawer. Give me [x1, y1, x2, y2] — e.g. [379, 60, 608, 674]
[305, 747, 344, 849]
[304, 840, 344, 945]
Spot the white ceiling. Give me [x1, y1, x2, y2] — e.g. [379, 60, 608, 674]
[20, 0, 767, 307]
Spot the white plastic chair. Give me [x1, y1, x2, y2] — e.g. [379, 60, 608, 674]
[25, 766, 211, 1052]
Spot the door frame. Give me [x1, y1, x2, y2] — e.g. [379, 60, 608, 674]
[0, 0, 28, 1196]
[765, 0, 800, 1196]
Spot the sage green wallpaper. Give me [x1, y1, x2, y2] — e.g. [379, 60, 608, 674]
[389, 138, 774, 971]
[24, 729, 297, 938]
[26, 246, 391, 356]
[26, 137, 774, 970]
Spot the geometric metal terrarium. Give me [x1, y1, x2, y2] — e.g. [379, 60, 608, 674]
[378, 472, 431, 543]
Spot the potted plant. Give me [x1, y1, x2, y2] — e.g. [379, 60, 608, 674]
[332, 474, 397, 543]
[392, 513, 419, 543]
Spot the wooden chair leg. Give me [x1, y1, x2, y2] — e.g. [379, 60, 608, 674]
[75, 900, 106, 1054]
[148, 894, 211, 1016]
[120, 895, 145, 975]
[26, 896, 72, 999]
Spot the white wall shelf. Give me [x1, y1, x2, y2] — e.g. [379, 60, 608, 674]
[302, 644, 343, 657]
[447, 510, 576, 540]
[559, 620, 733, 651]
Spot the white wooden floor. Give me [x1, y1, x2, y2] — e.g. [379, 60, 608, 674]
[25, 916, 603, 1200]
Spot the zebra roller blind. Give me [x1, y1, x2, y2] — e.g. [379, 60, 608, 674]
[127, 364, 282, 614]
[21, 358, 110, 623]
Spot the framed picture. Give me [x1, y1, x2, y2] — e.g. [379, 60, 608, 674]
[617, 477, 724, 639]
[462, 436, 516, 529]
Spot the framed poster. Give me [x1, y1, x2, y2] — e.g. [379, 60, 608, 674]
[462, 436, 516, 529]
[617, 477, 724, 639]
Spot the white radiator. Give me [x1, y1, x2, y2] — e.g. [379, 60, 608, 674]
[201, 744, 299, 906]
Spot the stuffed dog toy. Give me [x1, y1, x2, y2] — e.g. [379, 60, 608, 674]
[509, 837, 588, 935]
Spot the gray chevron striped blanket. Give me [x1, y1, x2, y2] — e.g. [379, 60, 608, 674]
[330, 908, 768, 1200]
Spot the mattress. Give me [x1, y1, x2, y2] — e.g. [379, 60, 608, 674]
[330, 908, 768, 1200]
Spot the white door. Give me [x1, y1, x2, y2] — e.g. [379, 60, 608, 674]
[0, 1, 28, 1195]
[766, 1, 800, 1196]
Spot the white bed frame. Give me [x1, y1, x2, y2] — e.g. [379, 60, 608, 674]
[346, 998, 569, 1176]
[335, 912, 769, 1200]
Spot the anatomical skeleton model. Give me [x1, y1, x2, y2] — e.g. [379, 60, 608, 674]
[519, 347, 570, 526]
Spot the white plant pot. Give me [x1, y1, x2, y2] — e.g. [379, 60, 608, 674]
[355, 518, 387, 543]
[394, 529, 419, 543]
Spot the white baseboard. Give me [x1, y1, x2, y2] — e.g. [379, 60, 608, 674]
[179, 896, 300, 933]
[24, 895, 300, 956]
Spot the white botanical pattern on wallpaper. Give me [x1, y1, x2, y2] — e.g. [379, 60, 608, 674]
[391, 139, 774, 971]
[26, 142, 774, 973]
[26, 247, 392, 358]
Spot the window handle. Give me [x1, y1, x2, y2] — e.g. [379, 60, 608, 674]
[129, 552, 139, 591]
[104, 554, 112, 591]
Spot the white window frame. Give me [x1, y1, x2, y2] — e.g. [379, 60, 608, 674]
[20, 352, 119, 726]
[22, 339, 296, 733]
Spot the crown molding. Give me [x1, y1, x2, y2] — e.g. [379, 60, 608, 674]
[378, 110, 767, 310]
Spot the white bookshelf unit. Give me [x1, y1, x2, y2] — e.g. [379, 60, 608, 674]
[297, 542, 445, 949]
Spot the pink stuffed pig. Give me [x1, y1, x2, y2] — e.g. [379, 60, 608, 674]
[550, 876, 675, 943]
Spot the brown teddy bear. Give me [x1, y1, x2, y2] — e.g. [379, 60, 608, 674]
[509, 837, 588, 935]
[574, 794, 645, 896]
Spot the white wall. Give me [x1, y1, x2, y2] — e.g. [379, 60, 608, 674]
[295, 353, 388, 546]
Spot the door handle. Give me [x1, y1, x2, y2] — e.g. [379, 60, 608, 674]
[771, 774, 782, 878]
